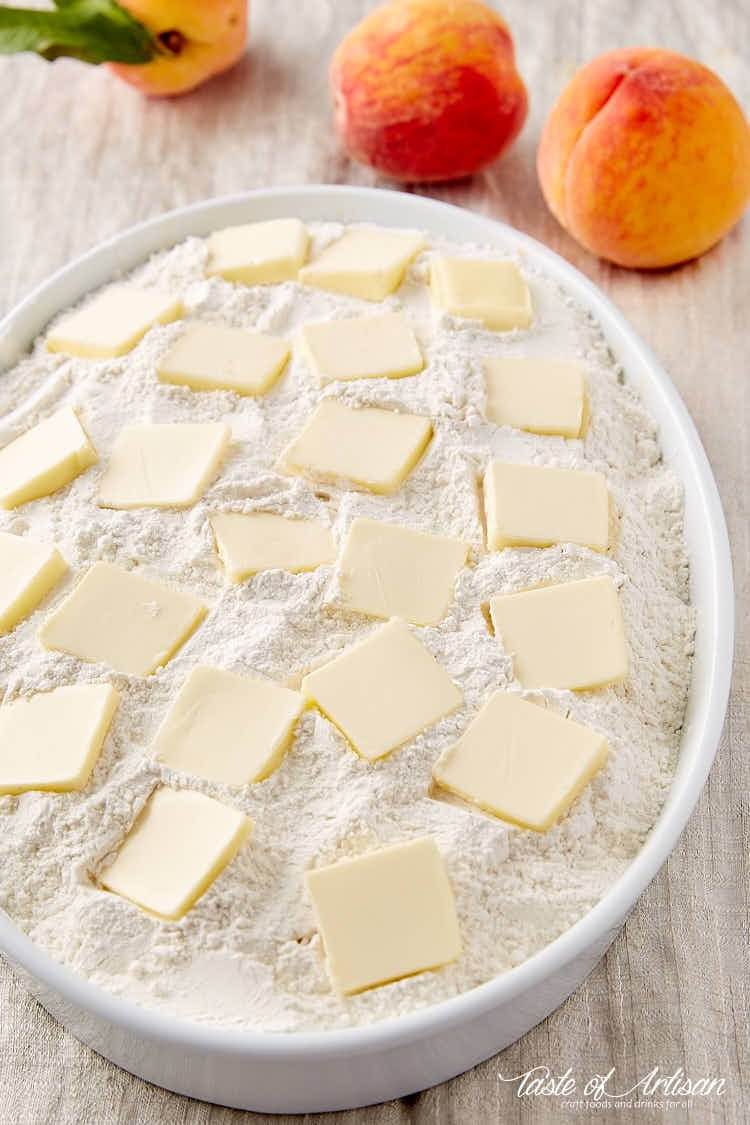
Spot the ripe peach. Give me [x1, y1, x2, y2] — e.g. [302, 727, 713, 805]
[537, 48, 750, 268]
[329, 0, 528, 183]
[109, 0, 247, 97]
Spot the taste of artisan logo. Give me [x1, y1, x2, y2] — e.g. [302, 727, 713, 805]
[498, 1065, 727, 1112]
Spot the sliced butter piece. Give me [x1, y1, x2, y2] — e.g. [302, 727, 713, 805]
[433, 690, 609, 832]
[0, 683, 119, 796]
[153, 664, 304, 785]
[431, 256, 532, 331]
[0, 407, 97, 509]
[47, 285, 182, 358]
[212, 511, 335, 583]
[484, 461, 609, 552]
[484, 356, 585, 438]
[306, 837, 461, 995]
[100, 786, 251, 921]
[299, 229, 425, 301]
[97, 422, 230, 509]
[338, 518, 467, 626]
[283, 400, 432, 495]
[302, 617, 462, 761]
[206, 218, 308, 284]
[489, 575, 629, 690]
[300, 311, 423, 384]
[157, 322, 290, 396]
[0, 532, 67, 633]
[40, 561, 206, 676]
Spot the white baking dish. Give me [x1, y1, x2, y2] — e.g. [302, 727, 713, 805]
[0, 186, 734, 1113]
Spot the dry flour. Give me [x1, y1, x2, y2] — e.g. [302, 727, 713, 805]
[0, 223, 694, 1031]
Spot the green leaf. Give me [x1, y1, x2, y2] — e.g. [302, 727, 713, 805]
[0, 0, 159, 65]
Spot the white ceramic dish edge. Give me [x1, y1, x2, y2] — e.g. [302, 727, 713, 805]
[0, 186, 734, 1113]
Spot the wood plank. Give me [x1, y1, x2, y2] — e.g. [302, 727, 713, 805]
[0, 2, 747, 1121]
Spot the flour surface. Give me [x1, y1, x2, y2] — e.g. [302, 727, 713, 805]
[0, 224, 694, 1032]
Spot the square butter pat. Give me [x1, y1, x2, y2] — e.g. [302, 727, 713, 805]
[212, 511, 336, 583]
[47, 285, 182, 358]
[489, 575, 629, 690]
[306, 837, 461, 994]
[302, 617, 462, 761]
[283, 400, 432, 495]
[97, 422, 230, 509]
[300, 311, 423, 383]
[157, 322, 290, 396]
[0, 532, 67, 633]
[299, 229, 425, 301]
[0, 407, 97, 509]
[484, 461, 609, 551]
[206, 218, 308, 284]
[433, 690, 609, 832]
[431, 256, 532, 330]
[0, 683, 119, 796]
[153, 665, 305, 785]
[484, 356, 585, 438]
[338, 518, 467, 626]
[100, 786, 251, 921]
[40, 561, 207, 676]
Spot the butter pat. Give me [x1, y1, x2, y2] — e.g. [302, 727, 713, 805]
[0, 532, 67, 633]
[302, 617, 462, 761]
[433, 690, 609, 831]
[484, 356, 585, 438]
[153, 665, 305, 785]
[47, 285, 182, 358]
[0, 407, 97, 509]
[299, 229, 425, 301]
[206, 218, 308, 284]
[431, 256, 532, 330]
[212, 511, 335, 582]
[100, 786, 251, 921]
[283, 400, 432, 495]
[0, 683, 119, 796]
[157, 322, 290, 396]
[300, 311, 423, 383]
[40, 561, 206, 676]
[489, 575, 629, 690]
[338, 518, 467, 626]
[484, 461, 609, 551]
[307, 837, 460, 994]
[97, 422, 230, 509]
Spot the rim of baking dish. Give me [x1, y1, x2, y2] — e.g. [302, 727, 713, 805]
[0, 186, 734, 1059]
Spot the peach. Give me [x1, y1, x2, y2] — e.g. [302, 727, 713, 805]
[0, 0, 246, 98]
[329, 0, 528, 183]
[109, 0, 246, 97]
[537, 48, 750, 268]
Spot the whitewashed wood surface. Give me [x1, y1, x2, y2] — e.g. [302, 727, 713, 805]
[0, 2, 747, 1122]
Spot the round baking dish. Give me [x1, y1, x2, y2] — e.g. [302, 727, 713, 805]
[0, 186, 734, 1113]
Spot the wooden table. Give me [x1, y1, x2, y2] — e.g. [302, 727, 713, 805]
[0, 2, 747, 1121]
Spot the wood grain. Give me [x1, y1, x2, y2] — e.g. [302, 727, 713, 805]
[0, 2, 747, 1121]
